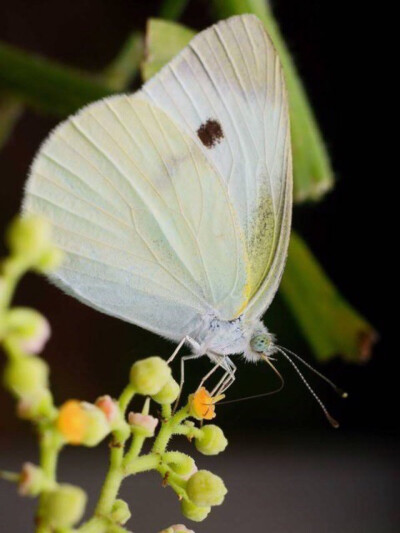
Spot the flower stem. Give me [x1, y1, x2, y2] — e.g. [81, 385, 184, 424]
[0, 470, 20, 482]
[35, 429, 62, 532]
[93, 384, 136, 517]
[152, 406, 189, 455]
[118, 384, 135, 414]
[95, 445, 124, 516]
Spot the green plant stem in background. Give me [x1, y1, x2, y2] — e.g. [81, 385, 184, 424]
[101, 32, 144, 91]
[159, 0, 190, 20]
[141, 19, 195, 81]
[212, 0, 334, 202]
[0, 42, 113, 116]
[280, 233, 377, 362]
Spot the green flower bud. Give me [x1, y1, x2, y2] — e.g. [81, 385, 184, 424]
[7, 216, 51, 263]
[5, 308, 51, 354]
[129, 357, 171, 395]
[195, 425, 228, 456]
[41, 484, 87, 527]
[80, 402, 111, 446]
[110, 499, 131, 525]
[35, 247, 64, 273]
[3, 357, 49, 397]
[165, 452, 196, 479]
[186, 470, 227, 507]
[152, 376, 180, 404]
[17, 389, 54, 420]
[180, 499, 211, 522]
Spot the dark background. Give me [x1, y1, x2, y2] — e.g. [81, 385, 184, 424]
[0, 1, 396, 532]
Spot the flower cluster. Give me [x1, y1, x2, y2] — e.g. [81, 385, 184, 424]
[1, 216, 229, 532]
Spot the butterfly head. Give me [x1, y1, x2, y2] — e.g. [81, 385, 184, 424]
[244, 322, 276, 362]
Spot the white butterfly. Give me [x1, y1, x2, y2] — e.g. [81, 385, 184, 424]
[23, 15, 293, 397]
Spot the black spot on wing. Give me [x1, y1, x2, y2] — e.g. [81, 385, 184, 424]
[197, 119, 224, 149]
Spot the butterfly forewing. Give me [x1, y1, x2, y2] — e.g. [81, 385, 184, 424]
[140, 14, 292, 315]
[24, 97, 248, 338]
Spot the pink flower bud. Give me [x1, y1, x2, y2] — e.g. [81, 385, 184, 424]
[160, 525, 195, 533]
[19, 462, 44, 496]
[20, 316, 51, 354]
[95, 395, 118, 423]
[128, 412, 158, 435]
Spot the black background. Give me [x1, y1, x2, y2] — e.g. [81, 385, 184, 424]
[0, 2, 396, 532]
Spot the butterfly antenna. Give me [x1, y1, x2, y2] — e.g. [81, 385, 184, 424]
[218, 355, 284, 405]
[276, 347, 340, 428]
[277, 345, 348, 399]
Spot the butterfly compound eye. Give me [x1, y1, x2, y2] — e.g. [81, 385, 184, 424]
[250, 334, 271, 353]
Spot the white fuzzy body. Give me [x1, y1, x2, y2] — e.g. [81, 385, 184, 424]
[187, 312, 274, 362]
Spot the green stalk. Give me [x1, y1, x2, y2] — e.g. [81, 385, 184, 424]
[159, 0, 190, 20]
[95, 446, 125, 516]
[93, 385, 136, 517]
[280, 233, 377, 362]
[36, 430, 63, 533]
[101, 32, 144, 91]
[0, 41, 113, 116]
[152, 406, 189, 455]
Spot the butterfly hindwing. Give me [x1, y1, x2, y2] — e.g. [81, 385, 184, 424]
[23, 96, 248, 338]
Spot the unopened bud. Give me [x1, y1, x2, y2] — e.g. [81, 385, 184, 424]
[95, 395, 119, 423]
[35, 247, 64, 273]
[152, 377, 180, 405]
[194, 425, 228, 456]
[57, 400, 110, 446]
[5, 308, 50, 354]
[180, 499, 211, 522]
[7, 216, 52, 264]
[3, 357, 49, 397]
[41, 484, 87, 527]
[17, 389, 53, 420]
[129, 356, 171, 395]
[110, 499, 131, 525]
[128, 412, 158, 437]
[186, 470, 227, 507]
[18, 463, 45, 497]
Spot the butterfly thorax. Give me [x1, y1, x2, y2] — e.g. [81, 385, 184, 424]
[189, 313, 275, 361]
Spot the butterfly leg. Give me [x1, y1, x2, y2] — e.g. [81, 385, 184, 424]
[172, 352, 201, 413]
[196, 356, 226, 391]
[211, 357, 237, 396]
[167, 336, 200, 364]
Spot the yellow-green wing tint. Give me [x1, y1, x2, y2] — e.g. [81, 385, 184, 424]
[23, 95, 248, 337]
[139, 14, 292, 317]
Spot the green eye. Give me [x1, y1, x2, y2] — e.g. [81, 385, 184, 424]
[250, 334, 271, 353]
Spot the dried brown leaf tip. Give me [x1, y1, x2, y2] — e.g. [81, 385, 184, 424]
[358, 329, 379, 363]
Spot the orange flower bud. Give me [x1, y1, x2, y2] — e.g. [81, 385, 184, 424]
[188, 388, 224, 421]
[57, 400, 87, 445]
